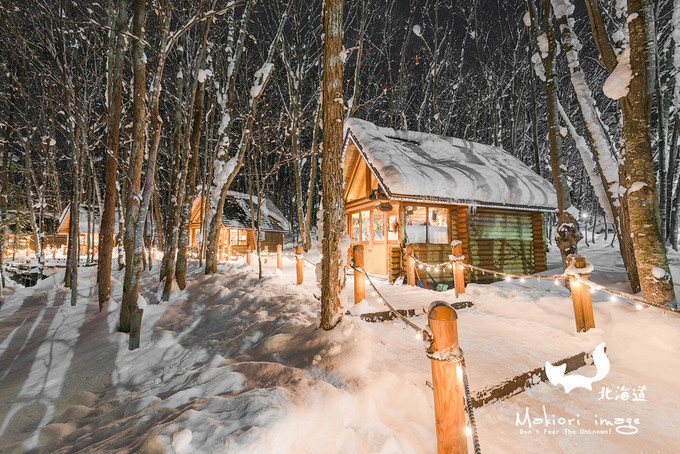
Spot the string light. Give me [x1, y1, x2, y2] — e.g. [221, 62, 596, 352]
[505, 275, 511, 282]
[610, 296, 617, 302]
[636, 303, 643, 310]
[465, 426, 472, 437]
[520, 278, 525, 283]
[415, 331, 422, 340]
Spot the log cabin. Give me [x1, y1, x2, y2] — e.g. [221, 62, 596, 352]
[343, 118, 558, 287]
[55, 204, 102, 253]
[188, 191, 290, 257]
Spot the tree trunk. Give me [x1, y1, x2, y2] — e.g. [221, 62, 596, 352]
[320, 0, 346, 330]
[303, 103, 321, 251]
[176, 66, 208, 290]
[160, 33, 187, 296]
[98, 0, 127, 309]
[553, 4, 640, 290]
[120, 0, 147, 334]
[620, 0, 676, 307]
[205, 0, 285, 274]
[528, 0, 581, 268]
[164, 8, 212, 296]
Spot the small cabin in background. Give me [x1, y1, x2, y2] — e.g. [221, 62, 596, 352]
[343, 118, 557, 287]
[188, 191, 289, 256]
[55, 204, 101, 253]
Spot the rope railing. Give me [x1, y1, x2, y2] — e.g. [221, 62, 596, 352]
[573, 274, 680, 315]
[403, 252, 680, 317]
[353, 263, 481, 453]
[352, 265, 428, 336]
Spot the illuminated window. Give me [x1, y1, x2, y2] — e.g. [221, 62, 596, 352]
[428, 207, 448, 244]
[405, 206, 448, 244]
[352, 213, 361, 241]
[405, 206, 427, 243]
[229, 229, 248, 245]
[361, 210, 370, 241]
[373, 214, 384, 240]
[388, 214, 399, 241]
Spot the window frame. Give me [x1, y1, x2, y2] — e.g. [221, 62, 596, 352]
[404, 205, 449, 245]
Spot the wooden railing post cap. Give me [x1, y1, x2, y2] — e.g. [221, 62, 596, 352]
[569, 255, 586, 268]
[427, 301, 457, 321]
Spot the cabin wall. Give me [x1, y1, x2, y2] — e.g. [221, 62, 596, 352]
[466, 207, 543, 283]
[391, 204, 547, 285]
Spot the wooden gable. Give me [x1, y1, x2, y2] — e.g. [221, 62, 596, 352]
[343, 140, 378, 203]
[190, 194, 206, 226]
[57, 208, 70, 235]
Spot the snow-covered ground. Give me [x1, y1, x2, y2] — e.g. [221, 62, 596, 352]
[0, 237, 679, 453]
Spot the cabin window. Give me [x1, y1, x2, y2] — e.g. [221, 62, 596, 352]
[361, 210, 370, 241]
[229, 229, 247, 245]
[388, 214, 399, 241]
[351, 213, 361, 241]
[373, 213, 385, 240]
[404, 205, 448, 244]
[428, 207, 448, 244]
[405, 206, 427, 243]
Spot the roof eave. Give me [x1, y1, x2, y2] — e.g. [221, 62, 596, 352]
[345, 128, 557, 213]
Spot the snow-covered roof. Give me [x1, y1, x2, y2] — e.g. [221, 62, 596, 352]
[345, 118, 558, 211]
[221, 191, 290, 232]
[57, 204, 103, 235]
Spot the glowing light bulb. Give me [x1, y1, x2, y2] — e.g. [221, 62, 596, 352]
[416, 331, 422, 340]
[589, 287, 595, 294]
[419, 264, 424, 269]
[520, 278, 525, 283]
[636, 303, 643, 310]
[610, 296, 617, 302]
[554, 279, 560, 286]
[465, 426, 472, 436]
[505, 275, 511, 282]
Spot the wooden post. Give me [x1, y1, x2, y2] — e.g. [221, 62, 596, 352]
[568, 256, 596, 333]
[264, 245, 268, 263]
[246, 248, 251, 265]
[428, 303, 468, 454]
[452, 242, 466, 297]
[405, 244, 415, 286]
[353, 244, 365, 303]
[296, 245, 303, 284]
[276, 244, 282, 270]
[219, 247, 223, 261]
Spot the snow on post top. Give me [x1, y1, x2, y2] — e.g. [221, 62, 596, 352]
[345, 118, 558, 210]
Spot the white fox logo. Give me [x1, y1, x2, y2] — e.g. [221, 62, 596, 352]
[545, 342, 610, 393]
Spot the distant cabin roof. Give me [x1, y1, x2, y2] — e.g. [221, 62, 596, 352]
[344, 118, 558, 211]
[57, 204, 103, 236]
[221, 191, 289, 232]
[192, 191, 290, 232]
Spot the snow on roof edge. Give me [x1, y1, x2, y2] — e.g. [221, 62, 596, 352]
[345, 117, 558, 210]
